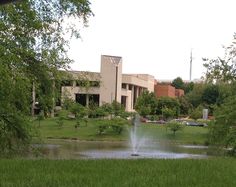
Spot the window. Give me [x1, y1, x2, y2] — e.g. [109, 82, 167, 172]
[61, 80, 73, 86]
[122, 83, 126, 89]
[76, 80, 100, 87]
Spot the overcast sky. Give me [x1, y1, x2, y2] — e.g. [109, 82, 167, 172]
[68, 0, 236, 81]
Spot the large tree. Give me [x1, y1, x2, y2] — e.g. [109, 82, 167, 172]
[185, 83, 206, 108]
[203, 34, 236, 83]
[209, 96, 236, 155]
[156, 97, 180, 119]
[0, 0, 92, 154]
[204, 34, 236, 155]
[135, 91, 157, 117]
[172, 77, 185, 90]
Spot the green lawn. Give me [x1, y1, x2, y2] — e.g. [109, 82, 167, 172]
[1, 158, 235, 187]
[32, 118, 208, 145]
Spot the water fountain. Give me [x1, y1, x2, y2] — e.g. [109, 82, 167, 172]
[36, 115, 208, 159]
[130, 114, 142, 156]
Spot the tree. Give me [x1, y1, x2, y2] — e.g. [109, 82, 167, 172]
[0, 0, 92, 154]
[203, 34, 236, 83]
[167, 121, 184, 135]
[70, 103, 88, 118]
[172, 77, 185, 89]
[135, 91, 157, 117]
[190, 105, 203, 121]
[186, 83, 206, 108]
[111, 101, 125, 117]
[178, 96, 193, 115]
[202, 84, 219, 106]
[184, 81, 194, 94]
[209, 96, 236, 155]
[0, 1, 92, 112]
[162, 107, 176, 120]
[156, 97, 180, 119]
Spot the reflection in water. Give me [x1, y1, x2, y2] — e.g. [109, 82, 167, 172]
[33, 139, 209, 159]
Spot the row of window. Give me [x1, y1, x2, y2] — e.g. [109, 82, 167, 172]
[61, 80, 100, 87]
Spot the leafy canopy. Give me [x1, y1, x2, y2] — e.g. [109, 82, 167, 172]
[0, 0, 92, 154]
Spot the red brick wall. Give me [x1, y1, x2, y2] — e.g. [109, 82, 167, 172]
[154, 84, 176, 98]
[175, 89, 184, 97]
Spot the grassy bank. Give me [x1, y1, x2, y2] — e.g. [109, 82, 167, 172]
[32, 118, 208, 144]
[1, 158, 235, 187]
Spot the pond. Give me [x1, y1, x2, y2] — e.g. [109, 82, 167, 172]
[32, 139, 209, 159]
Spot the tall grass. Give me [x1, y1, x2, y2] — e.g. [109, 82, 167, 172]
[0, 158, 235, 187]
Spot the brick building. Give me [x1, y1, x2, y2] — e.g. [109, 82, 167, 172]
[154, 82, 184, 98]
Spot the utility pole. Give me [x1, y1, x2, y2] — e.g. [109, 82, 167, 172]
[190, 49, 193, 81]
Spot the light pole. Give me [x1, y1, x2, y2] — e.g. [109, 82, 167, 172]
[190, 49, 193, 81]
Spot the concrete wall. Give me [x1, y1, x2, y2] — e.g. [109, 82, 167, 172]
[99, 55, 122, 105]
[61, 84, 100, 102]
[122, 74, 155, 92]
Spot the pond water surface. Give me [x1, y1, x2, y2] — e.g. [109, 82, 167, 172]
[33, 139, 209, 159]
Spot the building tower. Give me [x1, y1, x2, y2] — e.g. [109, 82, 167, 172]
[100, 55, 122, 105]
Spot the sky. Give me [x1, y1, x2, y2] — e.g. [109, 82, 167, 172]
[68, 0, 236, 81]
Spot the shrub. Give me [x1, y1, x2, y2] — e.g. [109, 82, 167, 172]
[167, 121, 184, 135]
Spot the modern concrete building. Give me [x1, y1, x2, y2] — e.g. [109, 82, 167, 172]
[61, 55, 155, 112]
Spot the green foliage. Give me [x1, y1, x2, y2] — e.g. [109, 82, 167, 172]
[183, 82, 194, 94]
[94, 107, 108, 118]
[202, 84, 219, 105]
[0, 113, 32, 156]
[98, 125, 107, 135]
[156, 97, 180, 119]
[56, 117, 64, 128]
[32, 118, 208, 144]
[62, 97, 75, 110]
[172, 77, 185, 89]
[209, 96, 236, 155]
[190, 105, 203, 121]
[37, 111, 44, 127]
[167, 121, 184, 135]
[0, 65, 32, 155]
[56, 110, 68, 128]
[135, 91, 157, 117]
[97, 118, 127, 135]
[186, 83, 206, 108]
[74, 119, 80, 129]
[88, 104, 105, 118]
[203, 34, 236, 83]
[217, 82, 236, 105]
[178, 96, 193, 115]
[100, 103, 113, 115]
[162, 107, 175, 120]
[70, 103, 88, 118]
[137, 106, 151, 117]
[0, 0, 92, 154]
[89, 101, 127, 119]
[111, 101, 125, 117]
